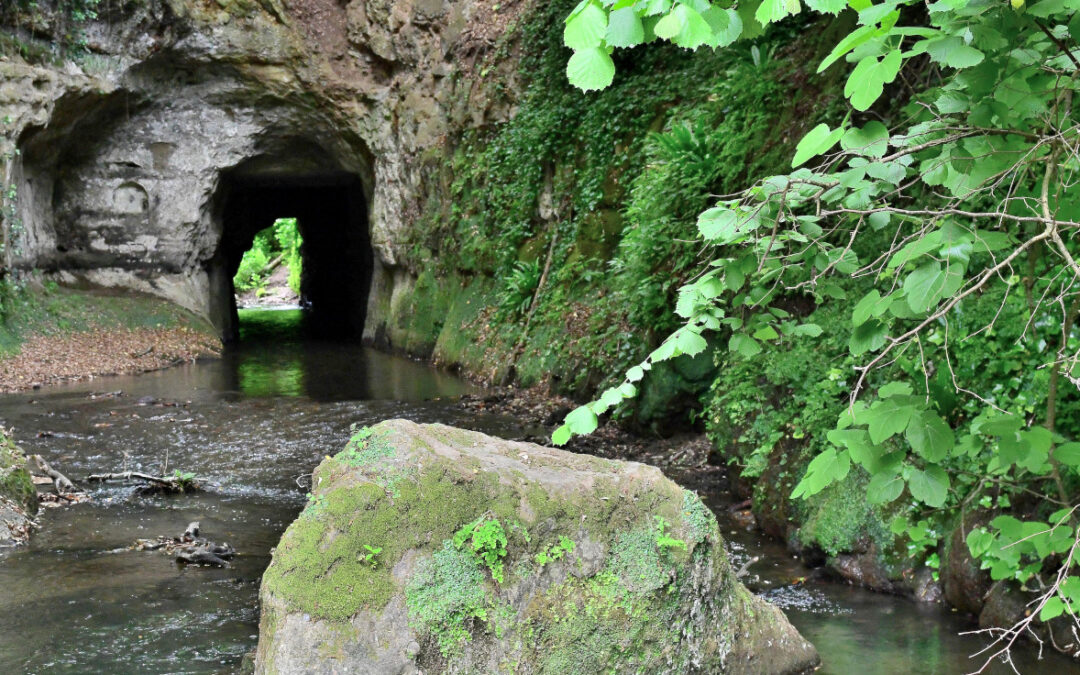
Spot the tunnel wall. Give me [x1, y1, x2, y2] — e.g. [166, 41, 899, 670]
[2, 0, 526, 343]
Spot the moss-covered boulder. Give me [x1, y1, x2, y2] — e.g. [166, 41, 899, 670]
[255, 420, 818, 674]
[0, 430, 37, 546]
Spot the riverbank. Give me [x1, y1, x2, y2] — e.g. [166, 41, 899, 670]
[0, 284, 220, 392]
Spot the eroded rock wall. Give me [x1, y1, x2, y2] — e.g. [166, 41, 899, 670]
[0, 0, 524, 337]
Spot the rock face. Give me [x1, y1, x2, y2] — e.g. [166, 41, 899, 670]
[255, 420, 819, 674]
[1, 0, 527, 341]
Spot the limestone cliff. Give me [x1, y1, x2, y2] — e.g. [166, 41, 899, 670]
[1, 0, 527, 341]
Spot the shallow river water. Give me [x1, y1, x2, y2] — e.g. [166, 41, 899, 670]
[0, 310, 1072, 674]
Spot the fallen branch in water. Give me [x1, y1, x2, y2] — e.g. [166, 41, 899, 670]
[88, 470, 199, 494]
[32, 455, 75, 494]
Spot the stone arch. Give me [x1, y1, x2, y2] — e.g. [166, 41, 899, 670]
[207, 137, 376, 343]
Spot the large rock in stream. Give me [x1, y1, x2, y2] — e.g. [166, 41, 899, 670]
[255, 420, 818, 674]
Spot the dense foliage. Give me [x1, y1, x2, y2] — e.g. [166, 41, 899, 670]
[233, 218, 302, 296]
[553, 0, 1080, 659]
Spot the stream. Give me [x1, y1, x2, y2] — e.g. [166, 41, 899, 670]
[0, 310, 1072, 674]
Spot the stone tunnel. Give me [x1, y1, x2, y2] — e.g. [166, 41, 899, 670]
[10, 60, 380, 344]
[2, 0, 519, 349]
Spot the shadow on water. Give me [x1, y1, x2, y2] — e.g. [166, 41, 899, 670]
[0, 308, 1072, 673]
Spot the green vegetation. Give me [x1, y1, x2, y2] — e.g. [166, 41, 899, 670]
[549, 0, 1080, 655]
[0, 282, 213, 357]
[534, 535, 575, 566]
[405, 542, 494, 656]
[453, 514, 510, 583]
[233, 217, 302, 296]
[0, 430, 35, 514]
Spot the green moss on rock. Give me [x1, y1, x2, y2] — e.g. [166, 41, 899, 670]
[256, 420, 819, 674]
[0, 431, 35, 514]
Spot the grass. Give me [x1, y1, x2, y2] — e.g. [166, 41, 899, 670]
[0, 283, 214, 357]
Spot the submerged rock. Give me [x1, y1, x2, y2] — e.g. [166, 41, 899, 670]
[255, 419, 818, 674]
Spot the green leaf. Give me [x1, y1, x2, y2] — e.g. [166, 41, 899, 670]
[1053, 442, 1080, 467]
[792, 323, 823, 337]
[626, 365, 645, 383]
[867, 471, 904, 504]
[1040, 597, 1065, 622]
[907, 465, 950, 507]
[818, 24, 877, 73]
[565, 405, 599, 435]
[606, 6, 645, 47]
[879, 382, 913, 398]
[676, 329, 708, 356]
[792, 123, 844, 168]
[654, 4, 714, 49]
[906, 412, 955, 462]
[845, 49, 902, 111]
[729, 333, 762, 358]
[919, 36, 985, 69]
[701, 7, 742, 46]
[755, 0, 802, 25]
[698, 207, 738, 241]
[850, 318, 888, 355]
[966, 527, 993, 558]
[753, 325, 779, 340]
[840, 121, 890, 158]
[566, 47, 616, 91]
[804, 0, 846, 14]
[552, 424, 572, 446]
[564, 1, 608, 50]
[903, 260, 947, 313]
[852, 289, 890, 326]
[861, 398, 916, 445]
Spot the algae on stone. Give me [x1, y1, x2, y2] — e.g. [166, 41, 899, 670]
[256, 419, 818, 674]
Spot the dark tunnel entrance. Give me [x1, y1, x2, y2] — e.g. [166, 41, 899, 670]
[209, 171, 373, 344]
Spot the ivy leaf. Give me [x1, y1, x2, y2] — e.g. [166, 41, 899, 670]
[792, 123, 845, 168]
[906, 465, 950, 507]
[566, 47, 616, 91]
[564, 1, 608, 50]
[606, 6, 645, 47]
[906, 412, 955, 462]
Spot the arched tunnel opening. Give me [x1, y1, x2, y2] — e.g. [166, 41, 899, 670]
[209, 169, 373, 345]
